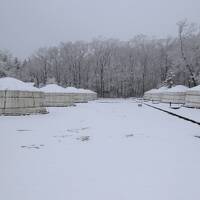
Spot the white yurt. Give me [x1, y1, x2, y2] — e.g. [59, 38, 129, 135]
[144, 87, 168, 102]
[151, 87, 168, 102]
[185, 85, 200, 108]
[65, 87, 97, 103]
[161, 85, 188, 104]
[143, 89, 158, 100]
[0, 77, 47, 116]
[40, 84, 74, 107]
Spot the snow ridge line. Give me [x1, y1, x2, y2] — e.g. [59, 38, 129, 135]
[144, 103, 200, 126]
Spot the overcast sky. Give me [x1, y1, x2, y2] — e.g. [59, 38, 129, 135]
[0, 0, 199, 58]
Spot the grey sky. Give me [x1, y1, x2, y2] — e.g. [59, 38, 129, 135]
[0, 0, 199, 58]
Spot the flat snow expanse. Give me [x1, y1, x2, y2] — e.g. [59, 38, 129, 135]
[1, 99, 200, 200]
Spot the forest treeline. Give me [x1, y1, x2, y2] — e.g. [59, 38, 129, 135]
[0, 20, 200, 97]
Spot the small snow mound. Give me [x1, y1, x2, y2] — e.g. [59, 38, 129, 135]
[189, 85, 200, 91]
[40, 84, 66, 93]
[166, 85, 188, 92]
[0, 77, 40, 91]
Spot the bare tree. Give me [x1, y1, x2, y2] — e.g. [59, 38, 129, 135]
[2, 20, 200, 97]
[177, 20, 197, 86]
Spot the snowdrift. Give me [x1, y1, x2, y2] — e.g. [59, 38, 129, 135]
[0, 77, 47, 115]
[161, 85, 188, 104]
[185, 85, 200, 108]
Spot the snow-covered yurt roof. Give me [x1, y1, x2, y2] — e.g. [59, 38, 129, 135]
[155, 86, 169, 93]
[188, 85, 200, 91]
[40, 84, 67, 93]
[65, 87, 96, 94]
[25, 82, 35, 87]
[0, 77, 40, 91]
[145, 89, 158, 94]
[165, 85, 188, 93]
[145, 86, 168, 94]
[40, 84, 96, 94]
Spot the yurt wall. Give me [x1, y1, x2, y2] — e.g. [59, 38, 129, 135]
[185, 86, 200, 108]
[160, 85, 188, 104]
[0, 78, 47, 116]
[44, 92, 74, 107]
[143, 89, 158, 101]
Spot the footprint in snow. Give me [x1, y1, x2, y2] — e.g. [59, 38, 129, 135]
[21, 144, 45, 150]
[67, 127, 90, 133]
[53, 134, 73, 138]
[17, 129, 32, 132]
[125, 134, 134, 138]
[76, 136, 90, 142]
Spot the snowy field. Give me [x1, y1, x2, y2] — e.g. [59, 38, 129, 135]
[1, 99, 200, 200]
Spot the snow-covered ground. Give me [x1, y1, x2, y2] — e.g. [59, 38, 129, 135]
[146, 101, 200, 122]
[1, 99, 200, 200]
